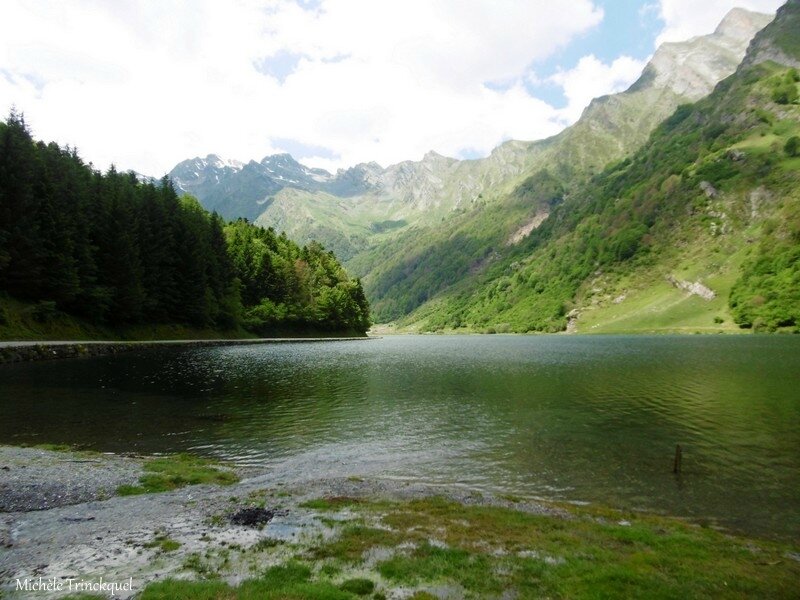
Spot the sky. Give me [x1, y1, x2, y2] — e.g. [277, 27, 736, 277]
[0, 0, 786, 175]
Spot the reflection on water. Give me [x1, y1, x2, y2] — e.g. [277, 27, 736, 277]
[1, 335, 799, 539]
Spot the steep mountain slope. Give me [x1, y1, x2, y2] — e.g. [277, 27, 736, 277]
[403, 0, 800, 334]
[167, 9, 770, 267]
[355, 8, 772, 322]
[533, 7, 772, 182]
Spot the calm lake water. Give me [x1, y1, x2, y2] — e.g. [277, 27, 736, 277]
[1, 335, 799, 540]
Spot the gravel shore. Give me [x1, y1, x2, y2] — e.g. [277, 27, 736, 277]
[0, 446, 144, 512]
[0, 337, 373, 365]
[0, 446, 559, 599]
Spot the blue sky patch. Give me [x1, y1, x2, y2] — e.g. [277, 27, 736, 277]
[523, 0, 663, 108]
[296, 0, 322, 10]
[273, 137, 339, 161]
[254, 50, 305, 83]
[457, 147, 487, 160]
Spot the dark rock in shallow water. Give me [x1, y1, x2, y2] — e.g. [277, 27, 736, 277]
[230, 507, 274, 527]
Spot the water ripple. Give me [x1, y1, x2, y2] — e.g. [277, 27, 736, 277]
[1, 335, 799, 539]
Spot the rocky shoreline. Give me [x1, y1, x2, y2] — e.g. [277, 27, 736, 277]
[0, 447, 146, 513]
[0, 336, 372, 365]
[0, 446, 559, 599]
[2, 446, 798, 599]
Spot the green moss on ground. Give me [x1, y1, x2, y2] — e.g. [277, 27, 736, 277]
[116, 453, 238, 496]
[144, 534, 182, 553]
[141, 562, 353, 600]
[338, 578, 375, 595]
[139, 496, 800, 599]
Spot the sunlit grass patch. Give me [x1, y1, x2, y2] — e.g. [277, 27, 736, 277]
[117, 453, 238, 496]
[314, 496, 800, 598]
[378, 542, 500, 595]
[139, 495, 800, 599]
[142, 562, 355, 600]
[32, 443, 75, 452]
[144, 534, 181, 553]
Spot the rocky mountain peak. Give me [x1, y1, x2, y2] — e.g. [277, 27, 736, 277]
[715, 7, 771, 42]
[261, 153, 300, 167]
[325, 162, 385, 197]
[207, 154, 244, 171]
[422, 150, 453, 162]
[173, 153, 242, 174]
[642, 8, 772, 100]
[166, 6, 780, 232]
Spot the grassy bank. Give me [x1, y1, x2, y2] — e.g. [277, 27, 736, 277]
[137, 495, 799, 600]
[117, 453, 239, 496]
[0, 295, 368, 342]
[25, 446, 241, 496]
[0, 295, 253, 341]
[4, 451, 797, 598]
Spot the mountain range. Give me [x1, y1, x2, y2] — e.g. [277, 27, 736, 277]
[164, 3, 799, 333]
[168, 8, 769, 256]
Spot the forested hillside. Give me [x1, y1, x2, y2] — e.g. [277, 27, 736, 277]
[0, 112, 369, 339]
[2, 4, 794, 339]
[405, 2, 800, 334]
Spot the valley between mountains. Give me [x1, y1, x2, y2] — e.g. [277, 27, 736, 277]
[163, 3, 800, 335]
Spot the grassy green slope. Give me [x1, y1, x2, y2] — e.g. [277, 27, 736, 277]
[403, 48, 800, 334]
[355, 12, 776, 324]
[353, 170, 564, 321]
[357, 86, 698, 323]
[256, 141, 555, 264]
[254, 188, 378, 261]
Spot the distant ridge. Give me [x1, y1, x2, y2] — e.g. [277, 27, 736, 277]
[163, 8, 771, 268]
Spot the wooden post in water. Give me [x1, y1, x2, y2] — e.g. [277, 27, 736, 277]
[673, 444, 683, 474]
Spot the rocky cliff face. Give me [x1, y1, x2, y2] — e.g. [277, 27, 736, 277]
[646, 8, 772, 100]
[739, 0, 800, 69]
[538, 8, 772, 184]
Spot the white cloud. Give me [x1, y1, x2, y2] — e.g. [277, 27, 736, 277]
[655, 0, 782, 45]
[0, 0, 606, 174]
[549, 55, 648, 124]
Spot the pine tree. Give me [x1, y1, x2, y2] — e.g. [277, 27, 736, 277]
[0, 110, 44, 297]
[0, 112, 370, 335]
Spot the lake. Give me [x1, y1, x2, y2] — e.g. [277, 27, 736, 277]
[1, 335, 799, 540]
